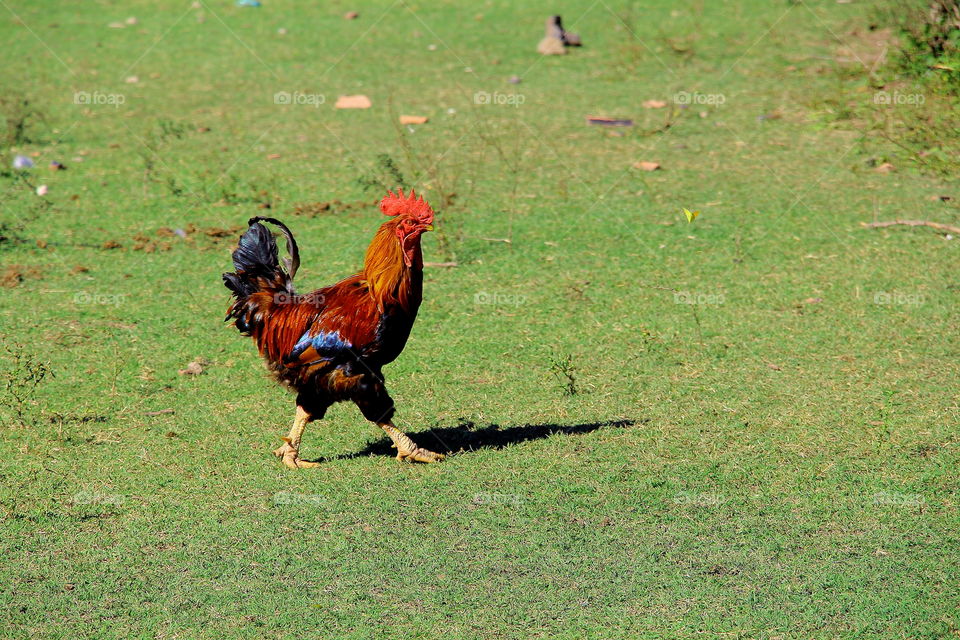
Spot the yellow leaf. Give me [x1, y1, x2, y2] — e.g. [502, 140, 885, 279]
[683, 208, 700, 223]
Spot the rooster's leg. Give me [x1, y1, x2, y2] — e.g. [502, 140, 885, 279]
[354, 380, 444, 463]
[378, 421, 445, 463]
[273, 406, 320, 469]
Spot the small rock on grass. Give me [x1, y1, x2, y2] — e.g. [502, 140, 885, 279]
[537, 36, 565, 55]
[178, 359, 206, 376]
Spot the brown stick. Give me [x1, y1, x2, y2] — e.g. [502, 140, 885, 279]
[860, 220, 960, 235]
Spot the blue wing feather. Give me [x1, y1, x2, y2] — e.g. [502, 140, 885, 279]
[288, 329, 353, 362]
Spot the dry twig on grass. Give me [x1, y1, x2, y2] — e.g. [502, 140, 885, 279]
[860, 219, 960, 235]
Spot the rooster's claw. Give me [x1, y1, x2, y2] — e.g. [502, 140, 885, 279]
[396, 447, 445, 463]
[273, 438, 320, 469]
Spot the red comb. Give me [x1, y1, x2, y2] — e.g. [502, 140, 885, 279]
[379, 188, 434, 223]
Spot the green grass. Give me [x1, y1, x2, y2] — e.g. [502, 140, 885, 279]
[1, 1, 958, 638]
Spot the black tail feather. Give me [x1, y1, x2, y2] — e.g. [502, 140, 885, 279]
[248, 216, 300, 279]
[222, 218, 299, 331]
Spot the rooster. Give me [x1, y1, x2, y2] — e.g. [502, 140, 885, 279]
[223, 189, 444, 467]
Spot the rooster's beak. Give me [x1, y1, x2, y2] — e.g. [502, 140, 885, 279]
[425, 224, 434, 232]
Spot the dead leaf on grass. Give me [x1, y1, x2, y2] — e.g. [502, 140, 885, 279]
[587, 116, 633, 127]
[335, 95, 372, 109]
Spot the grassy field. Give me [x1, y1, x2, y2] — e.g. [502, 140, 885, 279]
[1, 1, 958, 638]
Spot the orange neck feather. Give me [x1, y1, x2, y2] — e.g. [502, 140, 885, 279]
[362, 220, 422, 312]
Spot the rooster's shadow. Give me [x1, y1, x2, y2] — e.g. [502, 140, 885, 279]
[306, 418, 640, 464]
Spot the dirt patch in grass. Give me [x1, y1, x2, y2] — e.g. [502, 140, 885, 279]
[1, 264, 41, 287]
[835, 26, 899, 69]
[290, 199, 378, 218]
